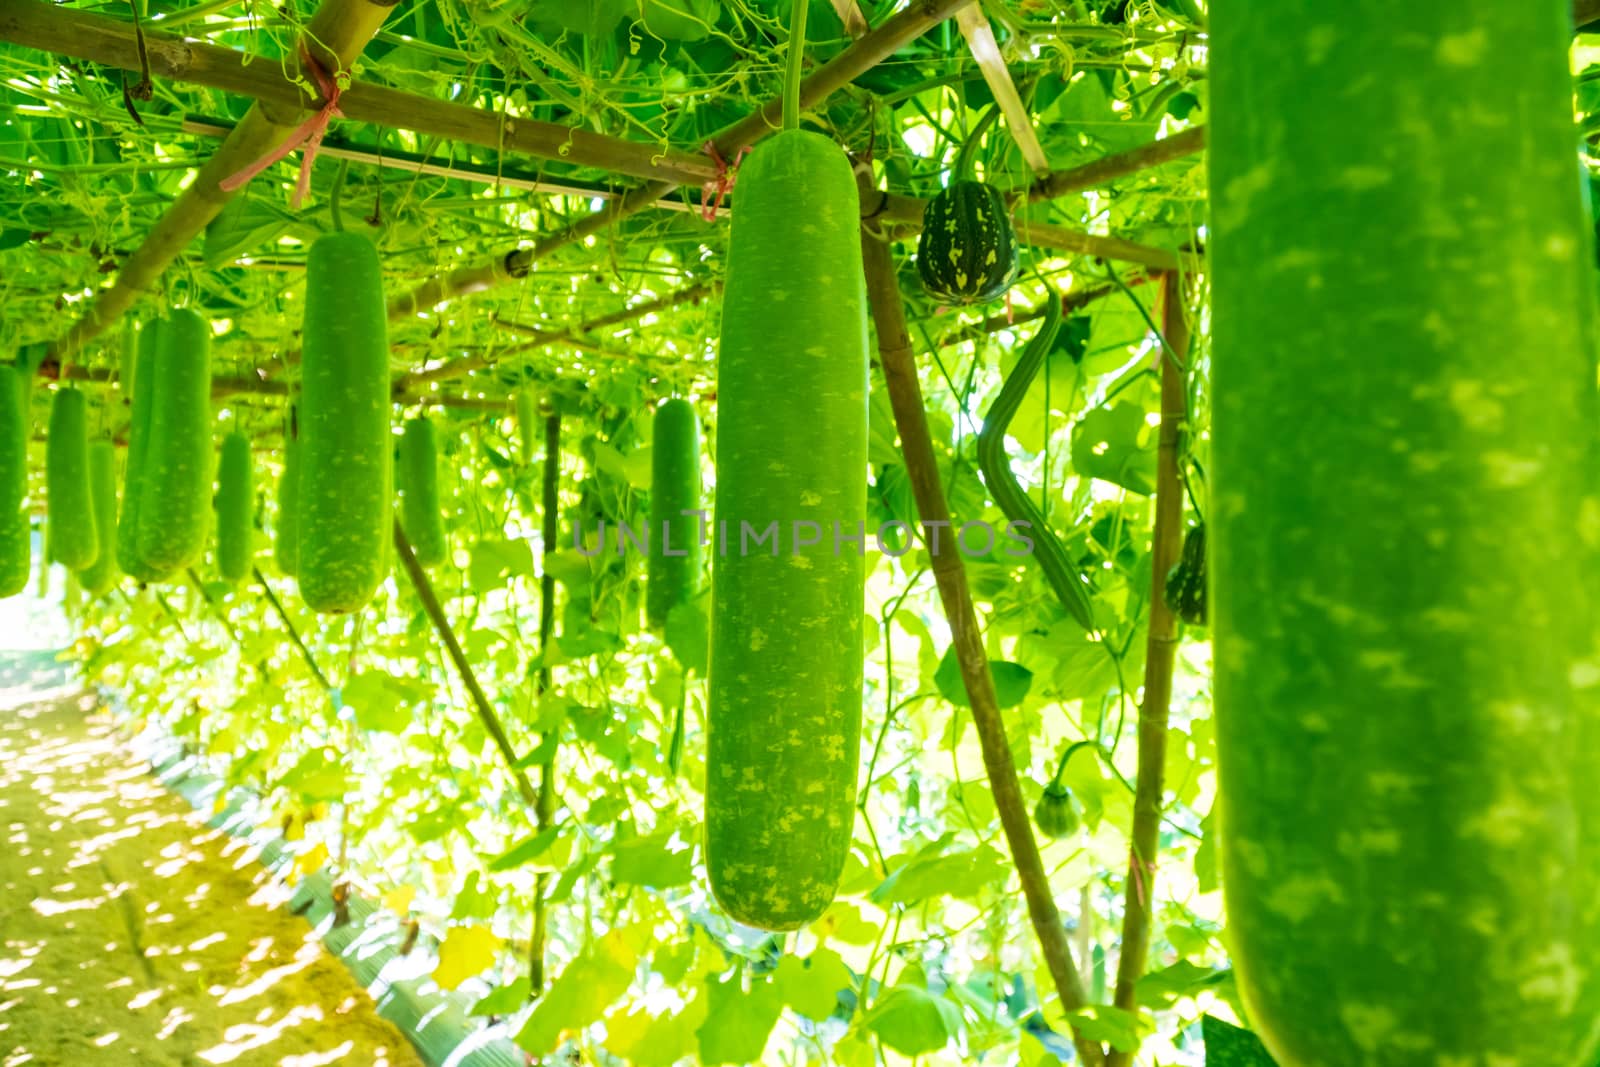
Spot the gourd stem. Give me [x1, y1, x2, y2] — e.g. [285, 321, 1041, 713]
[1050, 739, 1099, 786]
[951, 103, 1001, 183]
[329, 159, 349, 233]
[783, 0, 809, 131]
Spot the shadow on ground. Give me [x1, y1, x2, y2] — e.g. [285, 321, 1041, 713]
[0, 651, 425, 1066]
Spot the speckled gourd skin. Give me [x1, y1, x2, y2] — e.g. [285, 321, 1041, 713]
[135, 309, 213, 575]
[117, 322, 166, 583]
[516, 388, 540, 466]
[215, 430, 254, 583]
[397, 416, 447, 568]
[79, 440, 120, 596]
[706, 130, 869, 931]
[646, 398, 703, 630]
[1209, 3, 1600, 1064]
[45, 387, 96, 571]
[276, 411, 299, 577]
[0, 366, 29, 598]
[298, 232, 391, 614]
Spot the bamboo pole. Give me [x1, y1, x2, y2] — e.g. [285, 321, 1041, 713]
[9, 0, 400, 364]
[872, 191, 1186, 271]
[253, 566, 334, 692]
[1104, 273, 1189, 1067]
[393, 521, 540, 809]
[392, 283, 721, 391]
[0, 0, 716, 191]
[858, 182, 1104, 1067]
[180, 115, 724, 218]
[40, 362, 510, 411]
[529, 410, 560, 997]
[1027, 125, 1207, 205]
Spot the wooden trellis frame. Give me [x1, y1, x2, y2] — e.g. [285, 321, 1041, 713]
[2, 0, 1200, 376]
[3, 0, 401, 362]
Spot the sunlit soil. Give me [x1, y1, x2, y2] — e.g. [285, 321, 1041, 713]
[0, 659, 425, 1066]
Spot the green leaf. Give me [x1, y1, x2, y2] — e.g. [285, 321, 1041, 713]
[203, 197, 295, 268]
[773, 948, 852, 1020]
[695, 973, 783, 1065]
[862, 985, 962, 1056]
[606, 996, 708, 1067]
[469, 538, 535, 589]
[664, 598, 709, 674]
[1064, 1004, 1143, 1053]
[1203, 1014, 1281, 1066]
[1071, 401, 1158, 496]
[934, 647, 1032, 709]
[542, 548, 593, 586]
[487, 825, 562, 872]
[514, 732, 558, 769]
[1135, 960, 1231, 1009]
[525, 0, 630, 36]
[633, 0, 721, 41]
[516, 930, 637, 1056]
[870, 839, 1010, 906]
[340, 671, 417, 733]
[450, 871, 498, 921]
[276, 748, 349, 802]
[471, 976, 530, 1016]
[611, 829, 695, 888]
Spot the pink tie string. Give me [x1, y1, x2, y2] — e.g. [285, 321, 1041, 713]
[220, 48, 344, 209]
[700, 141, 751, 222]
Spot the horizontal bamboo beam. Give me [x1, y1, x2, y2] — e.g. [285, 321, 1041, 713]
[3, 0, 400, 363]
[1026, 125, 1206, 204]
[380, 0, 981, 323]
[871, 189, 1186, 271]
[0, 0, 716, 192]
[41, 362, 508, 411]
[180, 116, 725, 219]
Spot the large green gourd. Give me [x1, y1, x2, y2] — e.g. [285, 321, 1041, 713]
[646, 398, 703, 630]
[78, 440, 120, 596]
[707, 130, 868, 931]
[45, 387, 97, 571]
[215, 430, 253, 582]
[0, 366, 28, 598]
[397, 416, 447, 568]
[515, 388, 539, 466]
[276, 407, 299, 576]
[135, 310, 213, 574]
[1210, 3, 1600, 1064]
[117, 321, 165, 583]
[298, 231, 391, 613]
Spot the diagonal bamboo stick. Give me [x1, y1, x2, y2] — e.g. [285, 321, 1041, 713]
[388, 281, 719, 391]
[11, 0, 400, 365]
[858, 171, 1105, 1067]
[394, 520, 540, 809]
[956, 5, 1050, 173]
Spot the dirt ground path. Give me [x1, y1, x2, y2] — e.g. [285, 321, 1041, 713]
[0, 653, 427, 1067]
